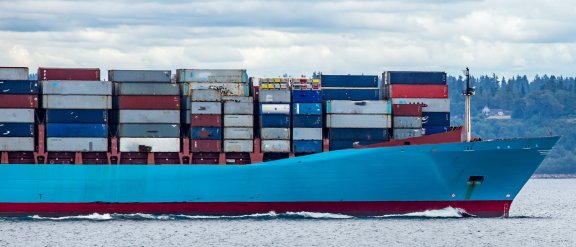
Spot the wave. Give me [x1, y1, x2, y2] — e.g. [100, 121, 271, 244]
[23, 208, 473, 221]
[30, 213, 113, 221]
[24, 211, 353, 221]
[376, 207, 473, 218]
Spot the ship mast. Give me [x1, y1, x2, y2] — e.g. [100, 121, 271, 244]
[463, 67, 475, 142]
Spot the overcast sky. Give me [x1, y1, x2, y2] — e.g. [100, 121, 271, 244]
[1, 0, 575, 79]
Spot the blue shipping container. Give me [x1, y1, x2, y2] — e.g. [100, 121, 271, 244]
[0, 123, 34, 137]
[291, 90, 322, 103]
[422, 112, 450, 126]
[329, 128, 390, 141]
[260, 115, 291, 128]
[46, 123, 108, 138]
[0, 80, 39, 94]
[321, 75, 378, 87]
[292, 103, 322, 115]
[387, 71, 447, 85]
[190, 127, 222, 140]
[322, 88, 380, 101]
[329, 140, 383, 151]
[423, 125, 449, 135]
[45, 109, 108, 123]
[293, 115, 322, 128]
[293, 140, 323, 153]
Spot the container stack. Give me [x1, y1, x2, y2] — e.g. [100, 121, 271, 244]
[223, 96, 254, 156]
[177, 69, 248, 164]
[320, 75, 380, 101]
[0, 67, 37, 153]
[391, 104, 424, 139]
[291, 78, 323, 154]
[41, 68, 110, 153]
[190, 89, 222, 157]
[326, 100, 392, 150]
[385, 71, 450, 136]
[110, 70, 180, 155]
[259, 78, 291, 154]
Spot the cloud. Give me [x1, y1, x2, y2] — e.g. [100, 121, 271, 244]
[0, 0, 575, 78]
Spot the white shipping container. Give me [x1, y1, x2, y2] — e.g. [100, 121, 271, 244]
[326, 114, 391, 128]
[292, 128, 323, 140]
[393, 116, 423, 129]
[259, 89, 291, 103]
[261, 140, 291, 153]
[260, 128, 290, 140]
[47, 137, 108, 152]
[43, 95, 112, 109]
[391, 98, 450, 112]
[119, 138, 180, 152]
[392, 128, 424, 140]
[42, 81, 112, 95]
[0, 67, 29, 80]
[222, 96, 253, 103]
[223, 140, 254, 152]
[223, 128, 254, 140]
[190, 102, 222, 114]
[177, 69, 247, 83]
[260, 104, 290, 114]
[119, 110, 180, 124]
[224, 102, 254, 114]
[0, 137, 34, 151]
[0, 108, 35, 123]
[188, 82, 246, 96]
[223, 115, 253, 127]
[327, 100, 391, 114]
[191, 89, 222, 102]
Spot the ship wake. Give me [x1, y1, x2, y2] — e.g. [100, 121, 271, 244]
[377, 207, 474, 218]
[23, 207, 473, 221]
[25, 211, 353, 221]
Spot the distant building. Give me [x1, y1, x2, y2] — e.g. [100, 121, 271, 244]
[482, 106, 512, 120]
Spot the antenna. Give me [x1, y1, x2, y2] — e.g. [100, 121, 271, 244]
[462, 67, 475, 142]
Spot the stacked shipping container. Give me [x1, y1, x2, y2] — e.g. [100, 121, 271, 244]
[326, 100, 392, 150]
[291, 78, 323, 153]
[177, 69, 249, 164]
[0, 67, 37, 151]
[321, 75, 380, 100]
[110, 70, 180, 153]
[190, 89, 222, 154]
[259, 78, 291, 153]
[223, 96, 254, 153]
[41, 68, 110, 152]
[391, 104, 424, 139]
[322, 75, 390, 150]
[385, 71, 450, 137]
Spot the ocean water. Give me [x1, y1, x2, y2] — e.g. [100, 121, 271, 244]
[0, 179, 574, 246]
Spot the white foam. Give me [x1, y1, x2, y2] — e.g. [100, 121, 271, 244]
[177, 211, 279, 219]
[116, 213, 172, 220]
[378, 207, 469, 218]
[285, 211, 354, 219]
[30, 213, 113, 221]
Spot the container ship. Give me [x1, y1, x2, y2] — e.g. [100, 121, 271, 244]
[0, 67, 558, 217]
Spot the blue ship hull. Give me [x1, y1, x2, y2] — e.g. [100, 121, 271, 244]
[0, 136, 559, 217]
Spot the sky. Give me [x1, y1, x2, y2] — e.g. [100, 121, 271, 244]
[1, 0, 575, 79]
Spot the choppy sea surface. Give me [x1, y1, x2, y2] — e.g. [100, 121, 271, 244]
[0, 179, 574, 246]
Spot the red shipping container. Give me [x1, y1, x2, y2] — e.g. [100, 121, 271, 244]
[118, 96, 180, 110]
[390, 85, 448, 98]
[190, 140, 221, 152]
[191, 114, 222, 127]
[392, 104, 423, 116]
[0, 95, 38, 108]
[38, 68, 100, 81]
